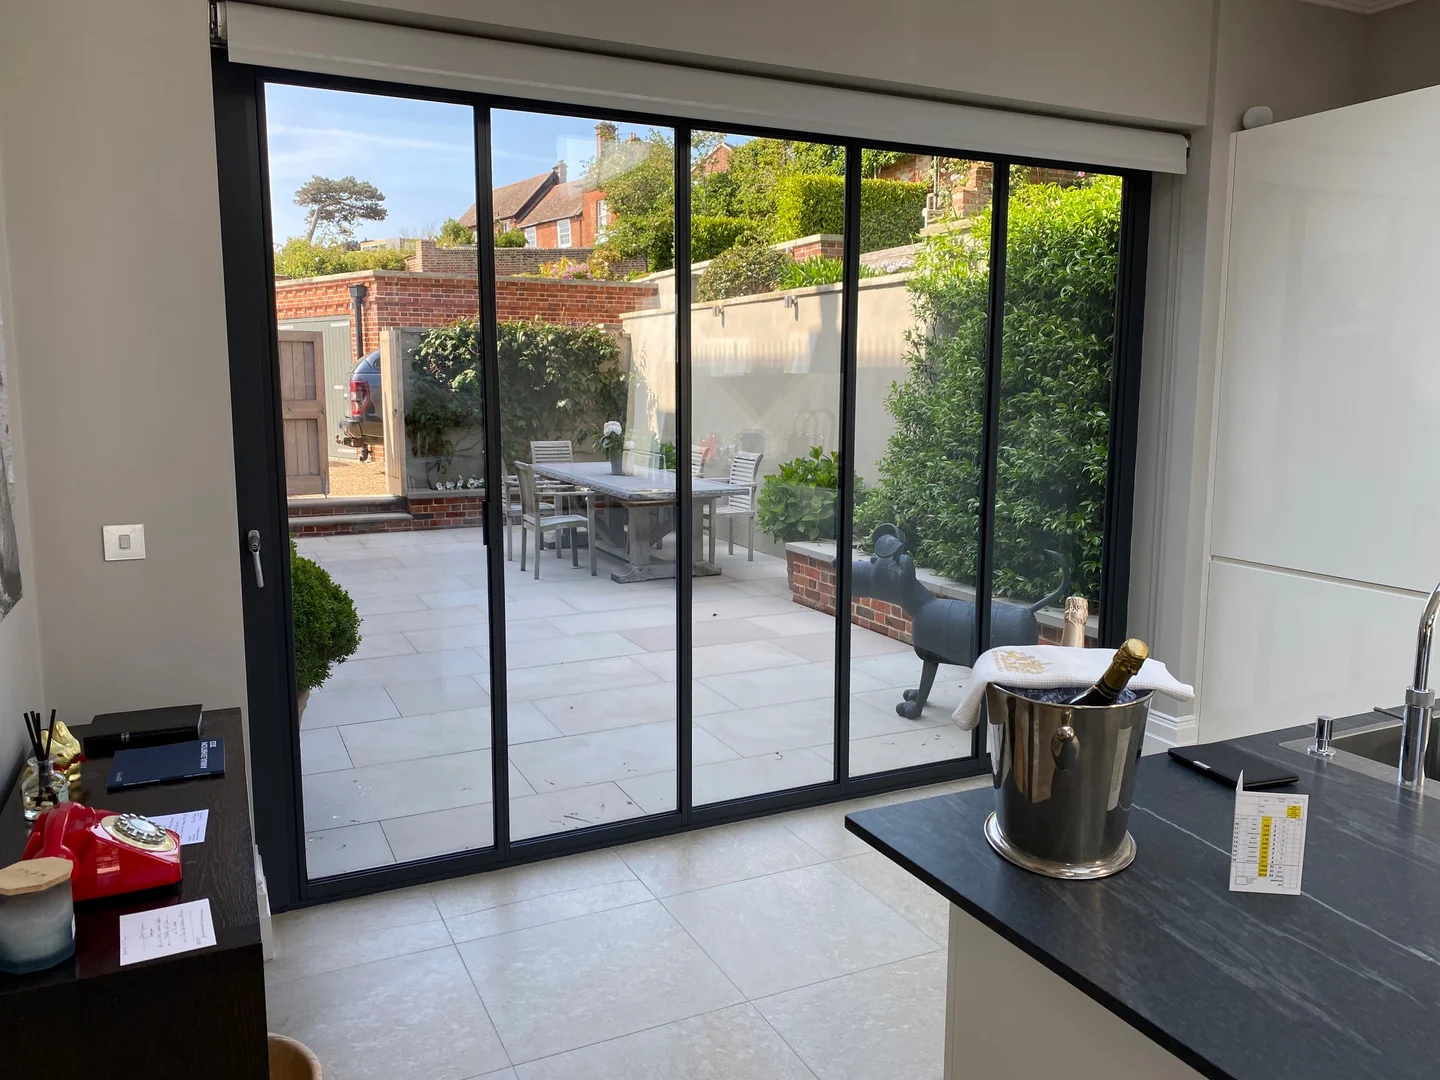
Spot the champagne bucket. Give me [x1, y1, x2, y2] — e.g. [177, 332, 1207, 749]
[984, 683, 1152, 879]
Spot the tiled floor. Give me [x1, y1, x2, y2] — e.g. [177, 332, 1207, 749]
[266, 778, 983, 1080]
[295, 527, 974, 877]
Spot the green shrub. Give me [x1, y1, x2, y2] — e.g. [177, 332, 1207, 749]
[856, 176, 1122, 602]
[274, 238, 407, 278]
[494, 228, 527, 248]
[691, 216, 751, 262]
[695, 233, 789, 301]
[408, 319, 627, 471]
[290, 542, 360, 694]
[777, 256, 880, 290]
[772, 176, 928, 252]
[757, 446, 845, 544]
[437, 217, 472, 247]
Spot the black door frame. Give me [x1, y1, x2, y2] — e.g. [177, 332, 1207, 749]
[212, 49, 1150, 910]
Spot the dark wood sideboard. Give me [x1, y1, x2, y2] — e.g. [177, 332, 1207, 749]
[0, 709, 268, 1078]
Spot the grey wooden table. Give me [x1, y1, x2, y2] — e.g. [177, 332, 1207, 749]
[534, 460, 747, 583]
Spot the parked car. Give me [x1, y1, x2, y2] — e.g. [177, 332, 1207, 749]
[337, 349, 383, 460]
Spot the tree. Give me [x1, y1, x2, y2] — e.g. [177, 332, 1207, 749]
[436, 217, 472, 247]
[294, 175, 388, 242]
[595, 131, 676, 270]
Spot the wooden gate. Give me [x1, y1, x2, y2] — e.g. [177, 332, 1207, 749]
[278, 330, 329, 496]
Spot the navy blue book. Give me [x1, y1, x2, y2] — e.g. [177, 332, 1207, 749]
[106, 737, 226, 792]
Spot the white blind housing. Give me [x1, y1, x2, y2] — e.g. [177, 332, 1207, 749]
[223, 3, 1188, 175]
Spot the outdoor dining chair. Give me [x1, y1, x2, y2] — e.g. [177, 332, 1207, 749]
[514, 461, 595, 578]
[706, 450, 763, 563]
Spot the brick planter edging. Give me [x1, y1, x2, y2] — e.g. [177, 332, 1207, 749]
[289, 491, 486, 537]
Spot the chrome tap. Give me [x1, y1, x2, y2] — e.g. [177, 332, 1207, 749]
[1397, 578, 1440, 789]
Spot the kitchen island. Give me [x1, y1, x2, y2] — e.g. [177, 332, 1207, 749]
[846, 710, 1440, 1080]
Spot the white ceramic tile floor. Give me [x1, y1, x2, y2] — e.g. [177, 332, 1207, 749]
[297, 531, 977, 869]
[268, 779, 985, 1079]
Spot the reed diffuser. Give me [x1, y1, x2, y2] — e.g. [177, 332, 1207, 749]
[21, 710, 69, 821]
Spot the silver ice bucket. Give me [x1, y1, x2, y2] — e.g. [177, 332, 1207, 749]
[984, 683, 1152, 880]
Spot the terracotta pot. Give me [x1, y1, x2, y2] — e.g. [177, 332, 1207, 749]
[296, 690, 310, 721]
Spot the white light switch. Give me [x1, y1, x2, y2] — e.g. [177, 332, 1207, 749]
[103, 524, 145, 561]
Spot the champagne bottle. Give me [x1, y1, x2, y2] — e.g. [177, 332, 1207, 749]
[1067, 638, 1148, 706]
[1060, 596, 1089, 648]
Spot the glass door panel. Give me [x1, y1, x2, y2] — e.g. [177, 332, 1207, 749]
[490, 110, 678, 838]
[846, 154, 995, 776]
[688, 133, 845, 803]
[262, 84, 494, 878]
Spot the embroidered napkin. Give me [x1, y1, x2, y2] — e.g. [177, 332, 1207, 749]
[951, 645, 1194, 730]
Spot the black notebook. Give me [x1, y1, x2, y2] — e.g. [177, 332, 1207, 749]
[107, 737, 226, 792]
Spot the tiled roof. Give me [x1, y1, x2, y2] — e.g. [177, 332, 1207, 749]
[517, 181, 584, 227]
[458, 169, 555, 228]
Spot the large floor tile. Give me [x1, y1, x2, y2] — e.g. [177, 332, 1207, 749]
[618, 748, 832, 814]
[693, 595, 803, 620]
[361, 604, 490, 635]
[852, 677, 969, 719]
[532, 680, 733, 736]
[550, 604, 679, 638]
[353, 594, 431, 617]
[301, 685, 398, 729]
[266, 885, 447, 984]
[381, 802, 494, 861]
[507, 631, 644, 669]
[384, 674, 489, 716]
[403, 621, 495, 653]
[635, 640, 806, 681]
[340, 707, 496, 766]
[514, 1003, 814, 1080]
[747, 609, 842, 636]
[267, 946, 510, 1080]
[446, 879, 652, 943]
[329, 647, 489, 686]
[774, 780, 986, 860]
[625, 615, 779, 652]
[776, 628, 909, 663]
[349, 631, 416, 660]
[304, 822, 394, 878]
[304, 748, 516, 828]
[695, 698, 836, 757]
[662, 863, 937, 998]
[508, 721, 734, 792]
[300, 726, 353, 774]
[755, 953, 947, 1080]
[496, 655, 661, 700]
[430, 848, 637, 920]
[703, 663, 885, 709]
[833, 852, 949, 945]
[457, 901, 743, 1063]
[833, 725, 975, 775]
[618, 817, 825, 897]
[559, 585, 675, 614]
[509, 782, 649, 840]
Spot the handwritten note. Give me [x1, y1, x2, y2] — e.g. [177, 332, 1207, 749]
[118, 898, 217, 966]
[1229, 772, 1309, 895]
[148, 809, 209, 846]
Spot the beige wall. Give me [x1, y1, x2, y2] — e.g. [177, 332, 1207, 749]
[1366, 0, 1440, 99]
[270, 0, 1215, 127]
[0, 0, 247, 725]
[0, 128, 46, 785]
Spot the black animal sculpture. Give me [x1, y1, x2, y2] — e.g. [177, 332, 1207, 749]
[844, 525, 1069, 718]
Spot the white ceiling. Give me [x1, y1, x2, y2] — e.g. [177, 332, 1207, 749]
[1299, 0, 1418, 12]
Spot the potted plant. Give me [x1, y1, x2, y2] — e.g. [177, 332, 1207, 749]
[600, 420, 626, 474]
[756, 446, 847, 544]
[290, 541, 361, 717]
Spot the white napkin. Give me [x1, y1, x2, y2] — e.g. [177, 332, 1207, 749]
[951, 645, 1194, 730]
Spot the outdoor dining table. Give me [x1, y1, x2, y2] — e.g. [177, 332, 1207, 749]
[533, 459, 748, 583]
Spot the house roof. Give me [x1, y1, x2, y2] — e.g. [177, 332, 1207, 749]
[457, 169, 555, 228]
[517, 181, 585, 227]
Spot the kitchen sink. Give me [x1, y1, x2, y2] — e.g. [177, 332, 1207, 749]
[1280, 713, 1440, 794]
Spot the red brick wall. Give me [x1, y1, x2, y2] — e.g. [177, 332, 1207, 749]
[527, 218, 583, 248]
[581, 189, 606, 248]
[274, 271, 659, 340]
[787, 237, 845, 261]
[288, 493, 486, 537]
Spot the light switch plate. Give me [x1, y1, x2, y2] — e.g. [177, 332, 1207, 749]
[102, 524, 146, 561]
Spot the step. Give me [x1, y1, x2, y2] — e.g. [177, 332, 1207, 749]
[289, 512, 413, 529]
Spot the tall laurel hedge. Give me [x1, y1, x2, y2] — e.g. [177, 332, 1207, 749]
[773, 175, 929, 252]
[855, 176, 1122, 603]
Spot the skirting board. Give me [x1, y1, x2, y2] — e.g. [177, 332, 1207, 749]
[1143, 709, 1199, 755]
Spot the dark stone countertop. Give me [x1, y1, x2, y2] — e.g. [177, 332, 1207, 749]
[846, 710, 1440, 1080]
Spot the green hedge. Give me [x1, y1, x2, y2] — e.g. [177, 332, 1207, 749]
[274, 238, 408, 278]
[692, 216, 751, 262]
[855, 176, 1122, 603]
[407, 319, 627, 472]
[695, 235, 790, 302]
[772, 176, 928, 253]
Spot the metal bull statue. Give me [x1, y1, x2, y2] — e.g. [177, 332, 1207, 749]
[841, 525, 1069, 718]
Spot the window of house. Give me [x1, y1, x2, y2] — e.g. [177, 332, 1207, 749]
[596, 199, 609, 240]
[556, 218, 572, 248]
[523, 225, 537, 247]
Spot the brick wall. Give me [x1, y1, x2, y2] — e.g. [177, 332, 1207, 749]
[774, 235, 844, 262]
[407, 240, 646, 278]
[274, 270, 660, 344]
[288, 492, 486, 537]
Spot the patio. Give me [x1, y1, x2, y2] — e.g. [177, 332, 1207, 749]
[295, 527, 973, 877]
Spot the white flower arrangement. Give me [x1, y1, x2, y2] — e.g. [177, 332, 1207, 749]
[599, 420, 626, 457]
[433, 475, 485, 490]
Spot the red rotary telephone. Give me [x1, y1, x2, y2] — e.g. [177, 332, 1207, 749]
[22, 803, 182, 901]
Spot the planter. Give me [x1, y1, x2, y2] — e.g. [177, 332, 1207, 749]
[296, 690, 310, 722]
[609, 452, 624, 475]
[268, 1033, 322, 1079]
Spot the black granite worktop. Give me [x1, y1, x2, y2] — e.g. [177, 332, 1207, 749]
[846, 711, 1440, 1080]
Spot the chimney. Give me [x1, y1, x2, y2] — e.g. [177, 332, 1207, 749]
[595, 121, 619, 161]
[554, 160, 568, 183]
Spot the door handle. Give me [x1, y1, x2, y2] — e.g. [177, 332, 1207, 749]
[247, 530, 264, 588]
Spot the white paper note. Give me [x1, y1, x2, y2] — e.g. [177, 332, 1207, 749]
[148, 809, 208, 845]
[1229, 772, 1309, 894]
[118, 898, 217, 966]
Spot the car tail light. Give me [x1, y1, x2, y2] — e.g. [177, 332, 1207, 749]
[349, 377, 369, 418]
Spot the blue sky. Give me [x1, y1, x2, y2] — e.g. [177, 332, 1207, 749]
[264, 84, 655, 243]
